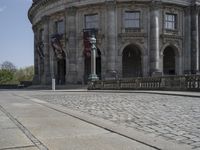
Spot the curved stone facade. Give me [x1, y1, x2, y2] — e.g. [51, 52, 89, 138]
[29, 0, 200, 85]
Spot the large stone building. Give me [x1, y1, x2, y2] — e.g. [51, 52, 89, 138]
[29, 0, 200, 85]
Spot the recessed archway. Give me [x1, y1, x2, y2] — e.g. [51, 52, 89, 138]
[122, 44, 142, 78]
[57, 58, 66, 85]
[163, 46, 176, 75]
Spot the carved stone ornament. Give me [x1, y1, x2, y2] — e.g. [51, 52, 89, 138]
[105, 0, 116, 9]
[41, 15, 50, 23]
[66, 6, 77, 16]
[120, 37, 145, 45]
[150, 0, 162, 10]
[161, 35, 182, 48]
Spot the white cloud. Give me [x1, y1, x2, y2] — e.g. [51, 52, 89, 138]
[0, 6, 7, 12]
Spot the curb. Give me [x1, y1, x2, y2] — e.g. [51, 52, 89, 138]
[44, 89, 200, 98]
[90, 90, 200, 98]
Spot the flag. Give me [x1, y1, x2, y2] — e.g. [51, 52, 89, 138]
[51, 34, 65, 59]
[83, 29, 97, 58]
[37, 42, 45, 59]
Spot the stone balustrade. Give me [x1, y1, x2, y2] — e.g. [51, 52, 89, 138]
[88, 75, 200, 91]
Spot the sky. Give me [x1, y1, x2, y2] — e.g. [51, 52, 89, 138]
[0, 0, 33, 69]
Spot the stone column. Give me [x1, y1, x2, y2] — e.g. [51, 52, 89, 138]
[150, 1, 161, 76]
[105, 0, 117, 79]
[42, 16, 51, 84]
[66, 7, 77, 83]
[32, 27, 40, 85]
[191, 5, 199, 74]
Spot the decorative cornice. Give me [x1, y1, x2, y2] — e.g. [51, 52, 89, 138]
[28, 0, 195, 24]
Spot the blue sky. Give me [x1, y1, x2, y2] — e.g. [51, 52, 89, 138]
[0, 0, 33, 68]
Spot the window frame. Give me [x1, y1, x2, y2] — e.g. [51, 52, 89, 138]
[165, 13, 177, 30]
[124, 11, 141, 29]
[84, 13, 99, 30]
[55, 20, 65, 35]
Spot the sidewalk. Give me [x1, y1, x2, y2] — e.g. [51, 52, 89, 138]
[0, 105, 36, 150]
[0, 91, 156, 150]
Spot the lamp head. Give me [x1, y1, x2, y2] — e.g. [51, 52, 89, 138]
[89, 34, 96, 44]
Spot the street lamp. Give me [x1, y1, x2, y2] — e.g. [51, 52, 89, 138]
[88, 34, 99, 81]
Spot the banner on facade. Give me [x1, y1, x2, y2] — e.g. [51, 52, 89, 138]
[51, 34, 65, 60]
[83, 29, 97, 58]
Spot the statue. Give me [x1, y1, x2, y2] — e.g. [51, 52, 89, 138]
[51, 34, 65, 59]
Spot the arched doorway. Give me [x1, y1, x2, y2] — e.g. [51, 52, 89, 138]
[163, 46, 176, 75]
[84, 48, 101, 83]
[122, 45, 142, 78]
[57, 58, 66, 85]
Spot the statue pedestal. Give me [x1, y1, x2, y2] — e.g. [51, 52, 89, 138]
[88, 74, 99, 81]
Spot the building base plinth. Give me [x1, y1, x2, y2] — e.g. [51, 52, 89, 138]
[151, 71, 162, 77]
[66, 71, 78, 84]
[105, 70, 118, 80]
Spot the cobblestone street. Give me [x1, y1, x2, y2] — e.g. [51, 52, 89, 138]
[33, 92, 200, 149]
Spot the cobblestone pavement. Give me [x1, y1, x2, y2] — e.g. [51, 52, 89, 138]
[32, 92, 200, 149]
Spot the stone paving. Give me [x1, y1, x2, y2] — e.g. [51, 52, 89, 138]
[32, 92, 200, 149]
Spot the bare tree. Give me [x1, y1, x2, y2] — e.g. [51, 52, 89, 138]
[1, 61, 17, 72]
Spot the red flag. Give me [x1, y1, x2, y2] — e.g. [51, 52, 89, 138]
[83, 29, 98, 58]
[83, 31, 91, 58]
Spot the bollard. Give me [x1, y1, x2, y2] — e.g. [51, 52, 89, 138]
[52, 78, 55, 91]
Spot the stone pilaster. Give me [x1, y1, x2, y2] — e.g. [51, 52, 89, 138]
[42, 16, 51, 84]
[48, 19, 56, 80]
[66, 7, 77, 83]
[32, 27, 40, 85]
[105, 0, 117, 79]
[183, 7, 191, 74]
[191, 5, 199, 74]
[150, 1, 162, 76]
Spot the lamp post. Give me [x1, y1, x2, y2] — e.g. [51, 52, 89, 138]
[88, 34, 99, 81]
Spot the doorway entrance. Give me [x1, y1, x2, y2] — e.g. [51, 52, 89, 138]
[57, 59, 66, 85]
[122, 44, 142, 78]
[163, 46, 176, 75]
